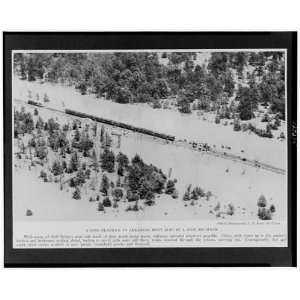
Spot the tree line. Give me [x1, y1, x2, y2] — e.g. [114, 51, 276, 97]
[14, 51, 285, 119]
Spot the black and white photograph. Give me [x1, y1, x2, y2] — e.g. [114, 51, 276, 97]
[12, 50, 287, 223]
[3, 31, 297, 267]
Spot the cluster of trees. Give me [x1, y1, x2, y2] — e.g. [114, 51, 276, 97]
[14, 51, 285, 119]
[14, 107, 35, 137]
[182, 184, 208, 202]
[257, 194, 276, 220]
[15, 107, 180, 211]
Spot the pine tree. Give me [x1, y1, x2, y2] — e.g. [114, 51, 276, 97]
[165, 180, 175, 194]
[69, 151, 79, 172]
[100, 125, 105, 143]
[257, 194, 267, 207]
[191, 188, 199, 200]
[101, 148, 115, 173]
[43, 93, 50, 103]
[100, 174, 109, 196]
[52, 160, 63, 176]
[73, 187, 81, 200]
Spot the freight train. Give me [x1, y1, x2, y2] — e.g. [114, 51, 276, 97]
[27, 100, 175, 142]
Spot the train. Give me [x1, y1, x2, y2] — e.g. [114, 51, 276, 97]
[28, 100, 43, 107]
[27, 100, 175, 142]
[65, 109, 175, 142]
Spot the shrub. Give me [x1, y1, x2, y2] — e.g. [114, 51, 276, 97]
[279, 132, 285, 139]
[40, 170, 47, 179]
[171, 189, 179, 199]
[269, 204, 276, 213]
[241, 123, 248, 132]
[26, 209, 33, 216]
[257, 194, 267, 207]
[233, 118, 241, 131]
[227, 203, 235, 216]
[144, 199, 155, 206]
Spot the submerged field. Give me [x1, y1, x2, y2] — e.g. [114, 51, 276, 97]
[13, 78, 287, 222]
[13, 78, 287, 169]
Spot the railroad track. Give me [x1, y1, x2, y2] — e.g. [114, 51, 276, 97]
[15, 98, 286, 175]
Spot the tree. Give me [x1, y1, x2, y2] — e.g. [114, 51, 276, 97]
[80, 132, 93, 156]
[171, 189, 179, 199]
[100, 174, 110, 196]
[35, 145, 48, 161]
[35, 116, 44, 129]
[101, 148, 115, 172]
[100, 125, 105, 142]
[227, 203, 235, 216]
[112, 188, 124, 201]
[74, 128, 80, 142]
[215, 114, 221, 124]
[117, 152, 129, 169]
[270, 204, 276, 213]
[258, 207, 272, 220]
[183, 185, 191, 201]
[165, 180, 175, 194]
[257, 194, 267, 207]
[69, 151, 79, 172]
[76, 169, 86, 185]
[233, 118, 241, 131]
[97, 202, 105, 211]
[191, 188, 199, 200]
[52, 160, 63, 176]
[103, 197, 112, 207]
[73, 187, 81, 200]
[91, 149, 99, 171]
[115, 87, 132, 103]
[43, 93, 50, 103]
[237, 88, 255, 120]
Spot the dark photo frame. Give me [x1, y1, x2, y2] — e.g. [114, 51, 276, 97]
[3, 32, 297, 267]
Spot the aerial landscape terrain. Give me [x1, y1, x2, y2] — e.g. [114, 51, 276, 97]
[13, 51, 286, 221]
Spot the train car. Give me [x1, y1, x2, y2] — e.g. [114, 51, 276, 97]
[28, 100, 43, 107]
[65, 108, 175, 142]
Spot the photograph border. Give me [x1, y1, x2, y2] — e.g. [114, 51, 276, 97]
[3, 32, 297, 267]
